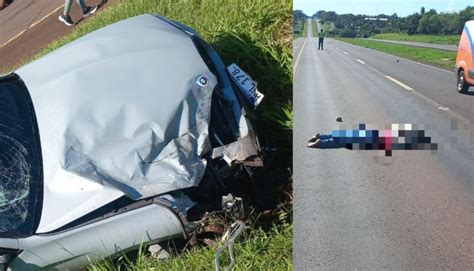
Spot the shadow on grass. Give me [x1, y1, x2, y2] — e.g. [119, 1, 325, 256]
[211, 31, 292, 149]
[209, 31, 293, 211]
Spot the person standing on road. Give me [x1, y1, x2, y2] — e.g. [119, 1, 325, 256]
[59, 0, 98, 26]
[318, 29, 325, 50]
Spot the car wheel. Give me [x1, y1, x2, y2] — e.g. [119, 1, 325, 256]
[0, 0, 6, 10]
[457, 70, 469, 93]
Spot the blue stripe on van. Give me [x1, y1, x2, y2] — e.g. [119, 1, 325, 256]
[464, 25, 474, 66]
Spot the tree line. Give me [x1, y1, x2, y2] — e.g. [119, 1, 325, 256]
[297, 6, 474, 38]
[293, 10, 307, 36]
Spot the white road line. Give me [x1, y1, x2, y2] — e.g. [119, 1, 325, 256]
[294, 38, 308, 72]
[385, 75, 414, 90]
[374, 48, 452, 74]
[348, 54, 469, 124]
[356, 59, 365, 64]
[396, 54, 452, 74]
[30, 4, 65, 28]
[343, 51, 348, 55]
[0, 4, 65, 48]
[336, 39, 451, 74]
[0, 29, 27, 48]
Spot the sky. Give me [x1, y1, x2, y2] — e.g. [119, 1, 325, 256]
[293, 0, 472, 17]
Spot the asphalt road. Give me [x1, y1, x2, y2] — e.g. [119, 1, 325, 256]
[0, 0, 64, 46]
[294, 19, 474, 270]
[0, 0, 108, 72]
[367, 38, 458, 52]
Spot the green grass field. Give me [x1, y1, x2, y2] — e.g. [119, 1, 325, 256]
[337, 38, 456, 70]
[312, 18, 318, 37]
[371, 33, 459, 45]
[12, 0, 293, 269]
[90, 212, 292, 271]
[321, 22, 336, 37]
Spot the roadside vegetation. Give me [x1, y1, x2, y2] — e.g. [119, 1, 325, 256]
[293, 19, 307, 38]
[293, 11, 307, 38]
[13, 0, 293, 269]
[90, 211, 292, 271]
[309, 6, 473, 38]
[337, 38, 456, 70]
[371, 33, 459, 45]
[312, 18, 318, 37]
[302, 5, 468, 69]
[321, 21, 336, 37]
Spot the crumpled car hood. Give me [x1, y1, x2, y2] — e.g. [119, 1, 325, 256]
[15, 14, 238, 233]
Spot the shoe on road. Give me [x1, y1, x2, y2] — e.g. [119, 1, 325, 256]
[83, 5, 98, 17]
[308, 133, 321, 143]
[59, 15, 74, 26]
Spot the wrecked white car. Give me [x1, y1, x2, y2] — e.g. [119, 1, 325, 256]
[0, 14, 262, 270]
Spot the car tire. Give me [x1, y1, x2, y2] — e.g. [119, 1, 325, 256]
[457, 70, 469, 93]
[0, 0, 6, 10]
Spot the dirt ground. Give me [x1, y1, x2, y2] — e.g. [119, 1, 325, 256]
[0, 0, 111, 72]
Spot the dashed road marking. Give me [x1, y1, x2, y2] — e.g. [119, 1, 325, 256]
[343, 51, 348, 55]
[0, 4, 65, 48]
[331, 41, 469, 124]
[385, 75, 414, 90]
[356, 59, 365, 64]
[336, 39, 451, 74]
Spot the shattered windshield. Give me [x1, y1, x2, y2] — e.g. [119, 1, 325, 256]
[0, 76, 42, 238]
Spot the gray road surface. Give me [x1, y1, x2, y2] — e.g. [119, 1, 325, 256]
[0, 0, 64, 45]
[367, 38, 458, 52]
[294, 19, 474, 270]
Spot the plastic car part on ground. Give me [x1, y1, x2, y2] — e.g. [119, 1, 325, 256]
[214, 220, 246, 271]
[0, 14, 267, 270]
[214, 194, 246, 271]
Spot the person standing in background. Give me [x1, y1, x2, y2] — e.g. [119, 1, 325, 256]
[318, 29, 325, 50]
[58, 0, 98, 26]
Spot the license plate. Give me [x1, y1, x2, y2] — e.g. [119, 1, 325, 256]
[227, 63, 264, 108]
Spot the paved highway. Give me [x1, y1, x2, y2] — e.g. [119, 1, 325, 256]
[294, 19, 474, 270]
[0, 0, 64, 46]
[0, 0, 107, 72]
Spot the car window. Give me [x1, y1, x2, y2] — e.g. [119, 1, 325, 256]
[0, 75, 42, 238]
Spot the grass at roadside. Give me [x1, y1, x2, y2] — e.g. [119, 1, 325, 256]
[90, 212, 292, 271]
[371, 33, 459, 45]
[321, 22, 336, 37]
[293, 18, 307, 38]
[312, 18, 318, 37]
[337, 38, 456, 70]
